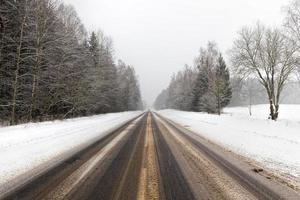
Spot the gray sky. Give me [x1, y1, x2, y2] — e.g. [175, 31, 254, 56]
[64, 0, 288, 106]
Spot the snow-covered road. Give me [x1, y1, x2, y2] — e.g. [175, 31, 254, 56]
[0, 111, 142, 193]
[158, 105, 300, 187]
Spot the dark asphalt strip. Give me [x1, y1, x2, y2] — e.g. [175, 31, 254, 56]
[78, 114, 147, 200]
[151, 115, 196, 200]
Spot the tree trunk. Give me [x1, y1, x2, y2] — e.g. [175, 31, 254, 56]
[11, 8, 27, 125]
[269, 100, 279, 120]
[248, 93, 252, 116]
[274, 104, 279, 120]
[249, 103, 252, 116]
[29, 37, 41, 121]
[217, 96, 221, 115]
[29, 74, 38, 121]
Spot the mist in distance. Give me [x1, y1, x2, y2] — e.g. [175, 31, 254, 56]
[64, 0, 287, 106]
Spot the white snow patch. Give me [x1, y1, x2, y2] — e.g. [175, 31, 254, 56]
[225, 104, 300, 121]
[158, 105, 300, 185]
[0, 111, 142, 190]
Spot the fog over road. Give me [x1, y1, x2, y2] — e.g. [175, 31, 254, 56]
[3, 112, 299, 200]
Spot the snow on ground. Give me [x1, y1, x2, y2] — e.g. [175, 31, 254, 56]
[224, 104, 300, 121]
[158, 104, 300, 186]
[0, 111, 142, 192]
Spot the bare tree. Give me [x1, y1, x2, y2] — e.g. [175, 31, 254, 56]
[230, 23, 300, 120]
[28, 0, 59, 120]
[284, 0, 300, 80]
[284, 0, 300, 45]
[6, 0, 30, 124]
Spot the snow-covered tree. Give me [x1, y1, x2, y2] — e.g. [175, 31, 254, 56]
[193, 42, 231, 114]
[192, 66, 209, 112]
[166, 66, 197, 111]
[154, 89, 169, 110]
[116, 60, 143, 111]
[230, 23, 299, 120]
[213, 54, 232, 115]
[157, 42, 232, 114]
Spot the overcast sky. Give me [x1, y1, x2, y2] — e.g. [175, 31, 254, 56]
[63, 0, 288, 106]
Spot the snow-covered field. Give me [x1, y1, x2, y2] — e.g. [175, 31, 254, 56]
[225, 104, 300, 121]
[158, 104, 300, 186]
[0, 111, 142, 194]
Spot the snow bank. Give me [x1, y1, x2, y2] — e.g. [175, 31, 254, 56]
[158, 105, 300, 185]
[0, 111, 142, 191]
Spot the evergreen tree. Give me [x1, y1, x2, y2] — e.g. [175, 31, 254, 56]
[213, 54, 232, 114]
[197, 66, 211, 112]
[88, 32, 100, 68]
[192, 65, 209, 111]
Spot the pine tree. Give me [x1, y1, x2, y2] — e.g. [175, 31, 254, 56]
[193, 43, 218, 113]
[97, 33, 118, 113]
[214, 54, 232, 114]
[197, 66, 212, 112]
[88, 32, 100, 68]
[87, 31, 107, 114]
[191, 71, 200, 111]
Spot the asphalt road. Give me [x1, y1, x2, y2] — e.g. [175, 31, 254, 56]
[2, 112, 300, 200]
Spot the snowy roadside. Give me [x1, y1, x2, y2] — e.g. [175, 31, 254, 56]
[157, 105, 300, 187]
[0, 111, 142, 193]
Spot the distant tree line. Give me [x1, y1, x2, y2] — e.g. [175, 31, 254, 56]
[230, 78, 300, 116]
[156, 0, 300, 121]
[0, 0, 143, 125]
[155, 42, 232, 115]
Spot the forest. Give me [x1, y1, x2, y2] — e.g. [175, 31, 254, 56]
[0, 0, 143, 125]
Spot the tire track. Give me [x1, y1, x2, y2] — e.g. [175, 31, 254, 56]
[151, 114, 196, 200]
[76, 114, 147, 200]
